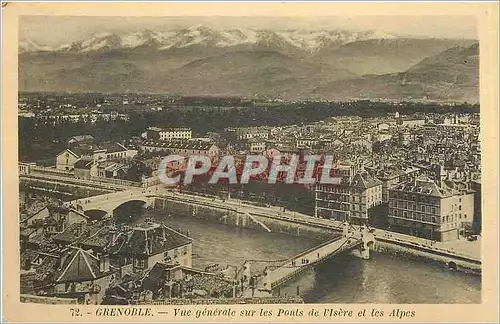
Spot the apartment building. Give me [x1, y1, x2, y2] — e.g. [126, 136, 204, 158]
[388, 176, 474, 242]
[140, 140, 219, 159]
[315, 162, 383, 225]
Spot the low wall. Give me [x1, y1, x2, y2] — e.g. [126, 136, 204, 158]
[20, 294, 78, 304]
[154, 198, 336, 241]
[135, 296, 304, 305]
[373, 239, 481, 275]
[20, 179, 110, 201]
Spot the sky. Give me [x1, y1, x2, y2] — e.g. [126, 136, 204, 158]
[19, 15, 477, 46]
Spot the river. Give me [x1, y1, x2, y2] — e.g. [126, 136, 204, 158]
[144, 211, 481, 304]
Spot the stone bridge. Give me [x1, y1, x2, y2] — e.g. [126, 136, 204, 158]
[63, 189, 155, 219]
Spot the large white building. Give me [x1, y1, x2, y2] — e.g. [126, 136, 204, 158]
[147, 127, 192, 141]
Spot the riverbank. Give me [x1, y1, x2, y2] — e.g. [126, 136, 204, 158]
[153, 195, 337, 241]
[373, 238, 481, 275]
[137, 212, 482, 304]
[151, 192, 481, 275]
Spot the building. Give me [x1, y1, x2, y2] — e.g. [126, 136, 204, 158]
[147, 127, 192, 141]
[374, 131, 392, 142]
[247, 138, 267, 153]
[471, 178, 481, 233]
[231, 127, 270, 140]
[112, 221, 193, 272]
[56, 149, 81, 171]
[377, 123, 390, 131]
[315, 162, 382, 224]
[140, 140, 219, 159]
[139, 262, 237, 300]
[95, 161, 128, 179]
[52, 248, 119, 304]
[397, 118, 426, 128]
[348, 172, 383, 224]
[74, 159, 96, 180]
[375, 166, 422, 203]
[388, 176, 475, 241]
[296, 137, 319, 149]
[68, 135, 94, 147]
[56, 143, 137, 171]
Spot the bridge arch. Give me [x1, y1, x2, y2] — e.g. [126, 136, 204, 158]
[113, 199, 148, 210]
[447, 261, 458, 271]
[112, 199, 149, 224]
[83, 209, 108, 221]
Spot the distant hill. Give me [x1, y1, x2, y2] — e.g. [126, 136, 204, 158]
[18, 25, 478, 102]
[313, 38, 477, 76]
[311, 44, 479, 103]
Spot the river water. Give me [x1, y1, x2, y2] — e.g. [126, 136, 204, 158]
[145, 212, 481, 304]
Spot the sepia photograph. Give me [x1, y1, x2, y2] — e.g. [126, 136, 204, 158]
[2, 2, 499, 323]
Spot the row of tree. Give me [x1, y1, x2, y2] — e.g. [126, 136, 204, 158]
[19, 100, 479, 163]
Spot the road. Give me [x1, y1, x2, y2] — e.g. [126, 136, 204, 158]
[150, 187, 480, 261]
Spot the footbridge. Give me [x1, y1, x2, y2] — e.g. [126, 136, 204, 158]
[239, 224, 375, 297]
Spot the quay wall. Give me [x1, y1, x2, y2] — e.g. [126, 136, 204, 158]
[20, 294, 78, 304]
[373, 238, 481, 275]
[153, 196, 481, 274]
[20, 178, 111, 201]
[153, 197, 336, 241]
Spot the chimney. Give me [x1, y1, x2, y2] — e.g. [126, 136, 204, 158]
[75, 221, 85, 236]
[99, 254, 110, 273]
[146, 238, 152, 254]
[109, 229, 117, 246]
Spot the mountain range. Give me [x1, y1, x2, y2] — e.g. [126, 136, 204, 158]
[19, 25, 479, 102]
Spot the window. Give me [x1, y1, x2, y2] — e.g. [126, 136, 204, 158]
[135, 259, 145, 268]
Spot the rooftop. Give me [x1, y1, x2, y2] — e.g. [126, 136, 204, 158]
[116, 223, 192, 257]
[393, 176, 458, 197]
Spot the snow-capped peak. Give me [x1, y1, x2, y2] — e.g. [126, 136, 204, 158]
[19, 25, 398, 54]
[18, 38, 56, 53]
[365, 29, 397, 40]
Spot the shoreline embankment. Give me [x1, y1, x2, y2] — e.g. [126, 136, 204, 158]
[152, 195, 481, 276]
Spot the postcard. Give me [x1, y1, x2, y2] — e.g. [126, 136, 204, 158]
[2, 2, 498, 322]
